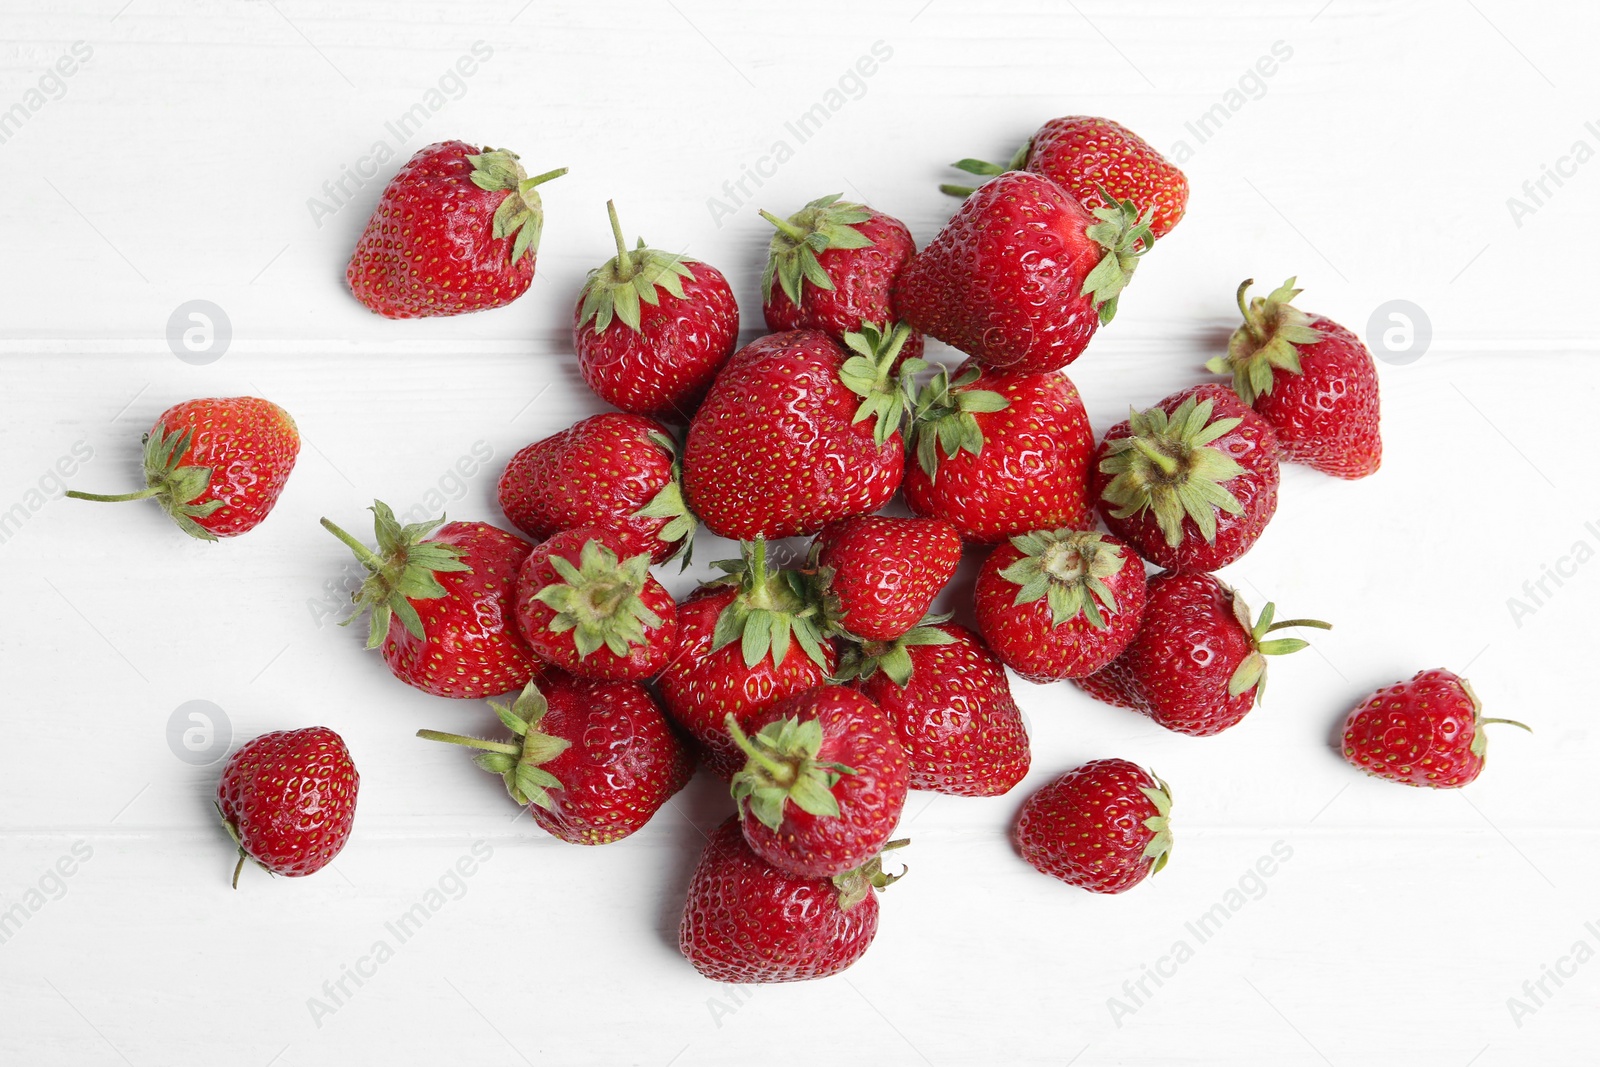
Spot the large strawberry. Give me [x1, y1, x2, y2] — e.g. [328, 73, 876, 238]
[1013, 758, 1171, 894]
[322, 501, 539, 699]
[810, 514, 962, 641]
[66, 396, 298, 540]
[892, 170, 1154, 373]
[682, 327, 908, 541]
[216, 727, 358, 889]
[347, 141, 565, 318]
[1341, 669, 1528, 788]
[975, 528, 1146, 682]
[679, 816, 901, 983]
[498, 413, 695, 565]
[419, 674, 692, 844]
[943, 116, 1189, 239]
[1093, 383, 1280, 572]
[1206, 278, 1382, 479]
[574, 201, 740, 419]
[902, 361, 1094, 543]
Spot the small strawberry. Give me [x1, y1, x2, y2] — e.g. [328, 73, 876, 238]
[1092, 383, 1280, 572]
[574, 201, 741, 419]
[215, 727, 358, 889]
[810, 514, 962, 641]
[943, 116, 1189, 239]
[682, 326, 909, 541]
[680, 816, 903, 983]
[975, 528, 1146, 682]
[347, 141, 566, 318]
[902, 361, 1095, 543]
[1206, 278, 1382, 479]
[419, 674, 693, 844]
[760, 193, 923, 362]
[66, 396, 299, 540]
[498, 413, 695, 565]
[512, 526, 678, 681]
[892, 170, 1154, 373]
[322, 501, 539, 699]
[1341, 669, 1529, 788]
[1013, 758, 1171, 894]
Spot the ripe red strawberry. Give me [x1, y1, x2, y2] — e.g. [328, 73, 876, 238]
[322, 501, 539, 699]
[1013, 758, 1171, 894]
[657, 540, 836, 779]
[811, 514, 962, 641]
[574, 201, 740, 419]
[944, 116, 1189, 239]
[66, 396, 298, 540]
[347, 141, 566, 318]
[892, 171, 1154, 373]
[680, 816, 902, 983]
[975, 529, 1146, 682]
[1207, 278, 1382, 479]
[849, 622, 1031, 797]
[498, 413, 695, 565]
[902, 361, 1094, 543]
[760, 193, 923, 362]
[1093, 383, 1280, 572]
[682, 327, 908, 541]
[216, 727, 358, 888]
[1341, 669, 1528, 788]
[1075, 571, 1328, 736]
[419, 673, 693, 843]
[512, 526, 677, 681]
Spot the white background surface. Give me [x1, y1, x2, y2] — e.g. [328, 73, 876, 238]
[1, 1, 1596, 1064]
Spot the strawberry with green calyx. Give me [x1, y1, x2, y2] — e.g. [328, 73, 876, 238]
[834, 613, 958, 688]
[1014, 758, 1172, 894]
[1341, 669, 1529, 788]
[216, 727, 358, 889]
[575, 201, 740, 418]
[810, 514, 962, 642]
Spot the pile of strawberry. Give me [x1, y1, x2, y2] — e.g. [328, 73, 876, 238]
[69, 124, 1527, 983]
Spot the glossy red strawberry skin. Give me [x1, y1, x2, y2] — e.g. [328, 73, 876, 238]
[893, 171, 1104, 373]
[1341, 670, 1487, 788]
[680, 816, 878, 983]
[498, 413, 685, 565]
[575, 259, 741, 420]
[683, 330, 904, 541]
[815, 515, 962, 640]
[1025, 117, 1189, 239]
[905, 363, 1095, 543]
[216, 727, 358, 879]
[155, 397, 299, 537]
[1092, 383, 1280, 572]
[1014, 758, 1165, 894]
[1251, 316, 1382, 479]
[858, 623, 1030, 796]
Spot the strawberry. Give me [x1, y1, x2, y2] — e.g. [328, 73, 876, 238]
[215, 727, 358, 889]
[849, 621, 1031, 797]
[322, 501, 539, 699]
[1013, 758, 1171, 894]
[1092, 383, 1280, 572]
[656, 540, 836, 779]
[1207, 278, 1382, 479]
[760, 193, 923, 362]
[680, 816, 902, 983]
[574, 201, 740, 419]
[1341, 669, 1529, 788]
[902, 361, 1094, 543]
[728, 686, 909, 879]
[682, 327, 909, 541]
[66, 396, 298, 540]
[512, 526, 678, 681]
[419, 674, 692, 844]
[498, 413, 695, 565]
[347, 141, 565, 318]
[810, 514, 962, 641]
[943, 116, 1189, 239]
[892, 170, 1154, 373]
[1075, 571, 1328, 736]
[975, 528, 1146, 682]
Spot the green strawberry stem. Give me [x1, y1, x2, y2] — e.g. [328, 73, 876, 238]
[708, 538, 831, 670]
[64, 486, 164, 502]
[319, 516, 385, 570]
[1226, 594, 1332, 703]
[727, 713, 856, 831]
[321, 501, 472, 650]
[414, 729, 520, 756]
[416, 681, 571, 810]
[65, 423, 224, 541]
[1264, 618, 1333, 633]
[522, 167, 568, 188]
[607, 200, 634, 282]
[215, 801, 267, 891]
[832, 837, 910, 909]
[1235, 279, 1265, 343]
[1205, 278, 1327, 405]
[939, 145, 1032, 198]
[758, 209, 809, 244]
[1480, 718, 1532, 732]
